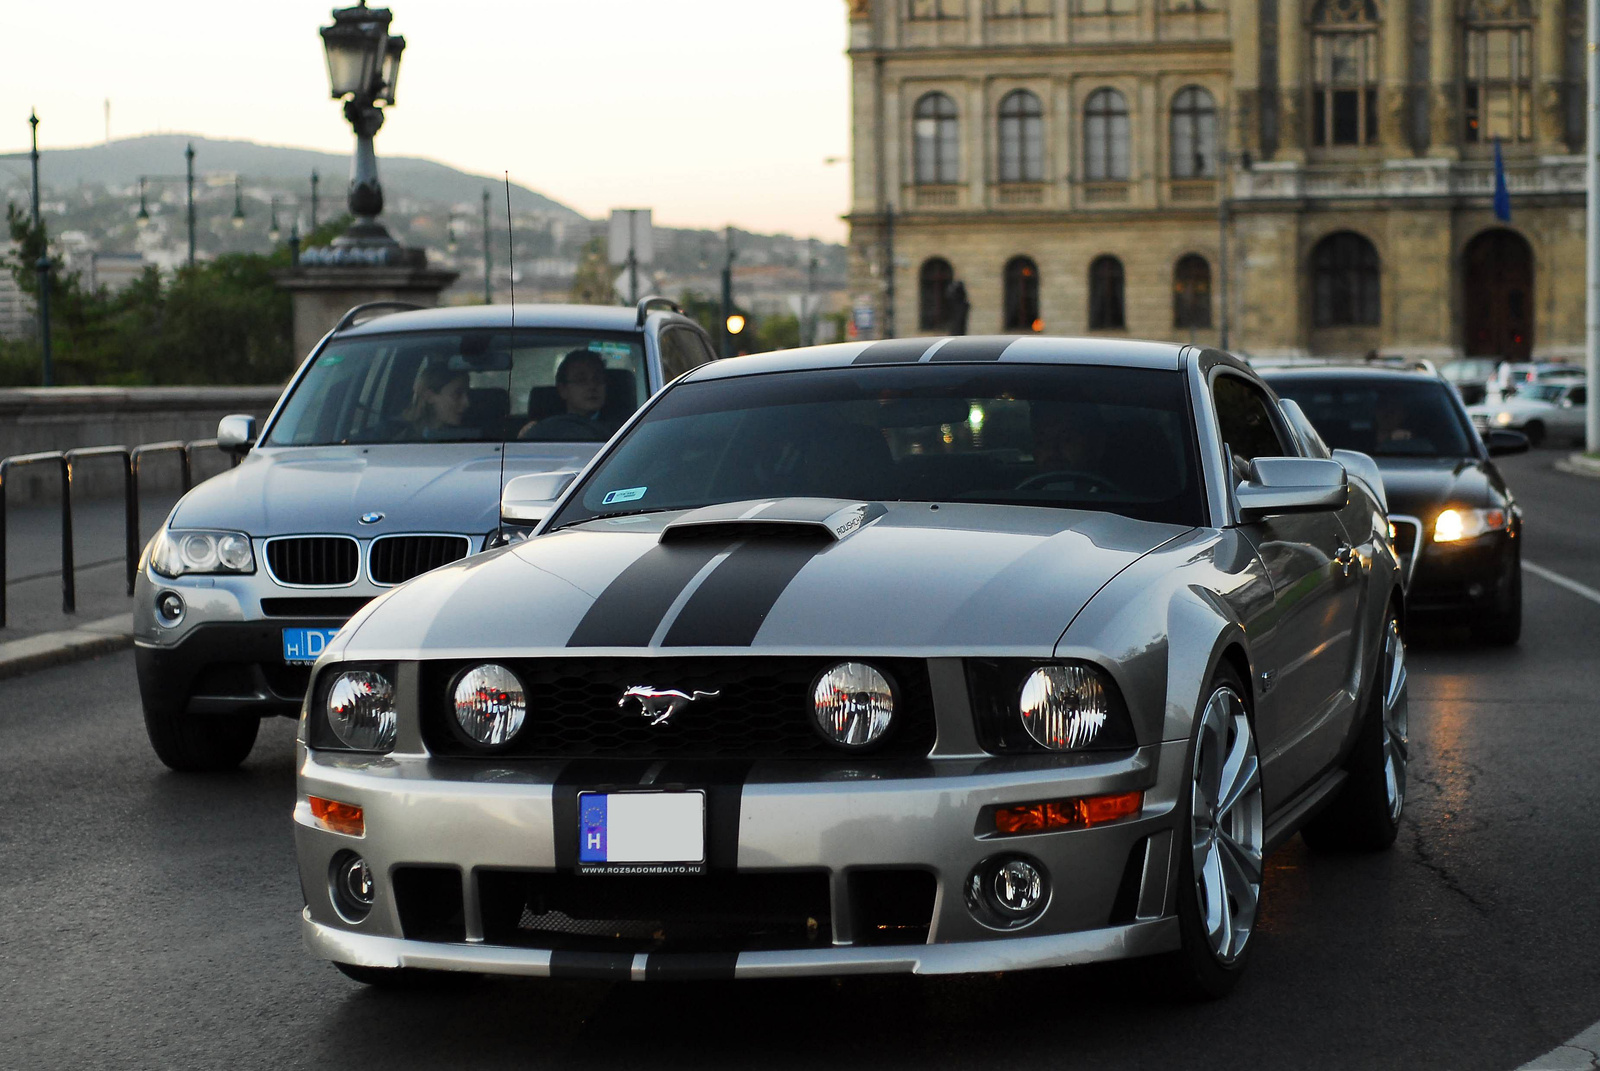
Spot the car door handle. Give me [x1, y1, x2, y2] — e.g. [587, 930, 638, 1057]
[1334, 541, 1356, 578]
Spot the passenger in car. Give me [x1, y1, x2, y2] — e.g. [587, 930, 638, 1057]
[1028, 402, 1104, 476]
[519, 349, 616, 442]
[398, 359, 472, 439]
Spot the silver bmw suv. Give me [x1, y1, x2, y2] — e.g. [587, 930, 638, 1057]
[134, 299, 716, 772]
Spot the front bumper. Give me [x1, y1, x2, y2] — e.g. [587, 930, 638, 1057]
[136, 621, 341, 717]
[1407, 531, 1516, 616]
[295, 741, 1189, 979]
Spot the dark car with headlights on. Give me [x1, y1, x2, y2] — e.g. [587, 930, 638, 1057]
[295, 337, 1407, 997]
[1264, 366, 1528, 644]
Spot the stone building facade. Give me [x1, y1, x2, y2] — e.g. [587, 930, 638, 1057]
[844, 0, 1586, 360]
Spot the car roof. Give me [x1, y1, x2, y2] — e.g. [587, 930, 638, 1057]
[1260, 366, 1446, 384]
[332, 303, 690, 338]
[683, 335, 1188, 383]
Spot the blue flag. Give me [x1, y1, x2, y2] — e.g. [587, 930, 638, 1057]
[1492, 137, 1511, 222]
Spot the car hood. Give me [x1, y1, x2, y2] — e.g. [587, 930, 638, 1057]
[170, 442, 599, 537]
[343, 500, 1194, 656]
[1373, 456, 1500, 518]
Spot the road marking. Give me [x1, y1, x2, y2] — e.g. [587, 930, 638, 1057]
[1514, 1017, 1600, 1069]
[1525, 561, 1600, 608]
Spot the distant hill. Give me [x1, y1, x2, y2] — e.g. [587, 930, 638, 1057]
[22, 134, 583, 219]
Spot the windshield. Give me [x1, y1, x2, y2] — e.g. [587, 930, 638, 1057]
[1267, 377, 1475, 458]
[266, 329, 648, 446]
[549, 364, 1206, 529]
[1520, 384, 1566, 403]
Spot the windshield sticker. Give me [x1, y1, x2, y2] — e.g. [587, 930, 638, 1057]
[320, 354, 344, 365]
[602, 486, 648, 505]
[589, 341, 634, 361]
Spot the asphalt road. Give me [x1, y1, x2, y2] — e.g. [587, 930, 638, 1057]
[2, 448, 1597, 1071]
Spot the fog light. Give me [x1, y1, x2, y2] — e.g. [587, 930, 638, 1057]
[966, 854, 1049, 929]
[329, 850, 374, 922]
[156, 591, 184, 625]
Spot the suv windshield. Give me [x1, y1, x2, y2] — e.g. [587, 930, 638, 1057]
[550, 364, 1205, 529]
[1267, 377, 1475, 458]
[266, 329, 648, 446]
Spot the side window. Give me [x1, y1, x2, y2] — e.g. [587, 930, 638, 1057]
[1213, 374, 1291, 463]
[659, 327, 710, 382]
[1570, 386, 1586, 406]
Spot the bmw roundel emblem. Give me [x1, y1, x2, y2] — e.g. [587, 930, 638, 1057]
[359, 512, 385, 525]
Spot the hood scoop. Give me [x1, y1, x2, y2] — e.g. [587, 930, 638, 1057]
[660, 498, 887, 544]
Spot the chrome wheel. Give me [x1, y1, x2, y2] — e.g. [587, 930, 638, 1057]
[1380, 618, 1409, 822]
[1189, 686, 1263, 965]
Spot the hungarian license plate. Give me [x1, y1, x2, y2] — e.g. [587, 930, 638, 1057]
[282, 627, 341, 665]
[578, 791, 706, 874]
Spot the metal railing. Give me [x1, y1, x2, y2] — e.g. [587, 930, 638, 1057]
[0, 438, 230, 628]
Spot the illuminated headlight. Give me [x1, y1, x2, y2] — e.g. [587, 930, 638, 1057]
[1019, 664, 1111, 750]
[452, 663, 527, 747]
[1433, 507, 1509, 543]
[1493, 411, 1515, 426]
[811, 662, 895, 748]
[150, 528, 254, 578]
[324, 669, 397, 751]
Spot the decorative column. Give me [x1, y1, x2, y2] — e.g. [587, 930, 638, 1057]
[1233, 0, 1263, 159]
[1536, 0, 1567, 146]
[969, 79, 987, 210]
[1380, 0, 1410, 148]
[1429, 0, 1458, 158]
[1278, 0, 1306, 160]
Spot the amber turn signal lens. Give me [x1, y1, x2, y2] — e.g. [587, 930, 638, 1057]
[309, 796, 364, 837]
[994, 791, 1142, 835]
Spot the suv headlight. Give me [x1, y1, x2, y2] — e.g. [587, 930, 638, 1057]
[150, 528, 255, 577]
[1433, 507, 1509, 543]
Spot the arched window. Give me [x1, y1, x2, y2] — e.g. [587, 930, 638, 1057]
[1311, 232, 1381, 326]
[1311, 0, 1379, 147]
[1003, 256, 1041, 331]
[1173, 254, 1212, 328]
[1463, 0, 1534, 144]
[998, 90, 1045, 184]
[1170, 86, 1217, 178]
[914, 92, 961, 185]
[1089, 255, 1126, 330]
[1083, 88, 1130, 181]
[919, 257, 956, 329]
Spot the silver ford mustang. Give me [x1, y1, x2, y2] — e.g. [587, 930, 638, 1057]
[294, 336, 1407, 997]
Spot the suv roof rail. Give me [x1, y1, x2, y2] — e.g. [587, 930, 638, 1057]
[333, 301, 425, 334]
[635, 295, 684, 328]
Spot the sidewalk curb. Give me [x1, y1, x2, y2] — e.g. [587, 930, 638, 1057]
[1554, 453, 1600, 479]
[0, 613, 134, 681]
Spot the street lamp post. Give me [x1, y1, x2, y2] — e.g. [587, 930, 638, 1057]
[481, 188, 493, 304]
[310, 170, 320, 230]
[185, 142, 195, 267]
[135, 148, 199, 267]
[231, 176, 246, 230]
[311, 1, 407, 263]
[28, 109, 52, 387]
[720, 227, 737, 358]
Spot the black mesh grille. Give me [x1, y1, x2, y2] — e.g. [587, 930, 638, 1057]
[421, 656, 936, 759]
[479, 870, 832, 953]
[370, 535, 470, 585]
[265, 537, 359, 586]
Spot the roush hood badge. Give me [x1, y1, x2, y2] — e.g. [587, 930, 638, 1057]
[619, 686, 720, 726]
[359, 512, 385, 525]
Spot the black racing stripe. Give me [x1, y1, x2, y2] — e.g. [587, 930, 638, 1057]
[552, 759, 656, 871]
[656, 760, 751, 871]
[567, 540, 732, 648]
[661, 539, 824, 647]
[645, 952, 738, 981]
[549, 950, 634, 980]
[927, 336, 1020, 362]
[853, 337, 937, 364]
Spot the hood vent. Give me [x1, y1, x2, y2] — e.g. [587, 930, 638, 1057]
[660, 499, 886, 544]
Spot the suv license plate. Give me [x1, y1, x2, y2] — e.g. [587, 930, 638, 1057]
[282, 627, 341, 665]
[578, 791, 706, 874]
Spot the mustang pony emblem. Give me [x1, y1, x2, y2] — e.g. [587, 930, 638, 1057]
[619, 685, 720, 726]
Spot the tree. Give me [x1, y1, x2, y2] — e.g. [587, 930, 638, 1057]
[569, 237, 613, 305]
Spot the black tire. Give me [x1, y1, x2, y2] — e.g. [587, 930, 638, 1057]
[1302, 610, 1407, 852]
[1523, 420, 1546, 447]
[142, 699, 259, 773]
[333, 962, 473, 989]
[1472, 553, 1522, 647]
[1164, 664, 1262, 1000]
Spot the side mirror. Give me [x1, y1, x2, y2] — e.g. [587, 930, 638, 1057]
[500, 471, 578, 526]
[1235, 457, 1348, 521]
[217, 414, 257, 456]
[1483, 429, 1531, 457]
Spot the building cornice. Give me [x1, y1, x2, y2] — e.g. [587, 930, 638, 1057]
[847, 40, 1232, 61]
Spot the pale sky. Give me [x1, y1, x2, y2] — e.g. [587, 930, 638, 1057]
[0, 1, 853, 240]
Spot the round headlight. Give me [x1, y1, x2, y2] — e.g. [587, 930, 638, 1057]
[1019, 664, 1109, 750]
[216, 533, 252, 571]
[811, 662, 895, 748]
[179, 532, 217, 570]
[326, 670, 397, 751]
[453, 664, 527, 747]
